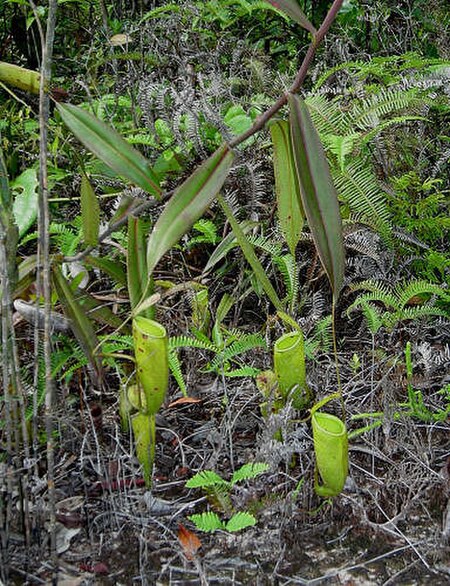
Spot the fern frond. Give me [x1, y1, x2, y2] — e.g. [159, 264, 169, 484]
[230, 462, 269, 485]
[209, 333, 266, 371]
[274, 254, 298, 311]
[305, 94, 349, 135]
[352, 88, 422, 130]
[333, 160, 391, 239]
[169, 335, 217, 352]
[361, 303, 384, 334]
[386, 306, 449, 327]
[394, 280, 450, 308]
[168, 349, 187, 396]
[223, 366, 260, 377]
[248, 234, 283, 257]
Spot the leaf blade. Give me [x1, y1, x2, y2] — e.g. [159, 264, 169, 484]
[270, 121, 304, 255]
[143, 144, 234, 292]
[288, 94, 345, 297]
[57, 103, 161, 197]
[52, 265, 103, 383]
[265, 0, 316, 34]
[225, 512, 257, 532]
[80, 173, 100, 246]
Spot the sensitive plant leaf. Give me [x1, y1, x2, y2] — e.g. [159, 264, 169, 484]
[270, 121, 304, 255]
[52, 265, 103, 384]
[80, 174, 100, 246]
[127, 217, 151, 314]
[12, 168, 38, 237]
[186, 470, 229, 489]
[225, 512, 257, 532]
[288, 94, 345, 298]
[56, 103, 161, 197]
[217, 195, 284, 311]
[178, 523, 202, 559]
[265, 0, 316, 34]
[145, 144, 234, 276]
[230, 463, 269, 486]
[188, 513, 224, 534]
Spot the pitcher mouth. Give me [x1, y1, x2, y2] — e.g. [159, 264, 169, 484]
[313, 412, 346, 436]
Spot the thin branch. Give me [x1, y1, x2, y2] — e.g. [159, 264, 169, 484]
[229, 0, 344, 148]
[35, 0, 58, 581]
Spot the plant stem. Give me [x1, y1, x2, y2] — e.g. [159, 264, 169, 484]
[33, 0, 59, 580]
[229, 0, 344, 148]
[332, 297, 345, 418]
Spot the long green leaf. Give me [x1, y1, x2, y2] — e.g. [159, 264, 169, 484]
[84, 255, 127, 287]
[0, 140, 18, 292]
[288, 94, 344, 297]
[80, 173, 100, 246]
[57, 103, 161, 198]
[52, 266, 103, 383]
[270, 121, 304, 255]
[265, 0, 316, 34]
[127, 216, 151, 316]
[218, 195, 284, 312]
[143, 144, 234, 294]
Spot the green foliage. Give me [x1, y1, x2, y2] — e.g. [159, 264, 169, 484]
[186, 462, 268, 532]
[189, 511, 256, 533]
[388, 172, 449, 245]
[348, 279, 450, 333]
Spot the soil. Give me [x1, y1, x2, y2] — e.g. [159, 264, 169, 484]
[3, 326, 449, 585]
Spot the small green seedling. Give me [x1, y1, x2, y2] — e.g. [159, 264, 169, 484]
[186, 462, 269, 533]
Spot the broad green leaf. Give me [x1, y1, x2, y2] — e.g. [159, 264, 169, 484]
[265, 0, 316, 34]
[12, 168, 38, 237]
[52, 265, 103, 383]
[84, 255, 127, 287]
[57, 103, 161, 197]
[218, 195, 284, 312]
[270, 121, 304, 255]
[80, 173, 100, 246]
[225, 512, 257, 532]
[127, 216, 152, 317]
[288, 94, 344, 298]
[143, 144, 234, 292]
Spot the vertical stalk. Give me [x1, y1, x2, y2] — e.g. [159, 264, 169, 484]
[32, 0, 59, 579]
[332, 298, 345, 418]
[0, 225, 13, 583]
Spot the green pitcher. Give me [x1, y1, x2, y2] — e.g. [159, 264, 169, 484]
[311, 396, 348, 498]
[274, 330, 312, 410]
